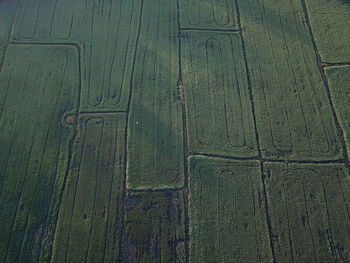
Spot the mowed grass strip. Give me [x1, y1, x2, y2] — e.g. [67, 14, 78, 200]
[237, 0, 342, 160]
[304, 0, 350, 63]
[12, 0, 142, 111]
[178, 0, 238, 30]
[181, 32, 258, 158]
[52, 114, 126, 263]
[325, 66, 350, 158]
[121, 191, 186, 262]
[127, 0, 184, 189]
[188, 157, 273, 262]
[264, 162, 350, 262]
[0, 45, 79, 263]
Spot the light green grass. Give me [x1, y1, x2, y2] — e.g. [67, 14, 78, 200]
[181, 31, 258, 157]
[178, 0, 238, 30]
[305, 0, 350, 63]
[127, 0, 184, 190]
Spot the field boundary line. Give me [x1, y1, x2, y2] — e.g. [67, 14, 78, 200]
[321, 62, 350, 68]
[180, 27, 241, 33]
[117, 0, 145, 261]
[177, 0, 191, 261]
[300, 0, 350, 170]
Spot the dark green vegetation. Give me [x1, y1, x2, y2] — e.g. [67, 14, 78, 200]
[121, 191, 185, 262]
[52, 114, 126, 263]
[0, 0, 16, 62]
[0, 45, 79, 262]
[13, 0, 141, 111]
[326, 66, 350, 156]
[238, 0, 342, 161]
[264, 163, 350, 262]
[181, 32, 258, 157]
[0, 0, 350, 262]
[189, 157, 272, 262]
[305, 0, 350, 63]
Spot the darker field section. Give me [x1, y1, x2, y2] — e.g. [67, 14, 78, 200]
[0, 0, 350, 262]
[52, 114, 126, 263]
[264, 162, 350, 262]
[0, 45, 79, 262]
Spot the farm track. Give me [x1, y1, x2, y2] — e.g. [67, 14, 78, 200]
[0, 0, 350, 262]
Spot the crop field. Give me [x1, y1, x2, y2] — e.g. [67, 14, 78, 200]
[0, 0, 349, 262]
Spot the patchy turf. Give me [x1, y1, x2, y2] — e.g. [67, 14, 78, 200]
[264, 162, 350, 262]
[121, 191, 186, 262]
[0, 0, 349, 262]
[304, 0, 350, 63]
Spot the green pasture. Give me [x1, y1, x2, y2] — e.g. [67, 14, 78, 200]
[1, 0, 349, 262]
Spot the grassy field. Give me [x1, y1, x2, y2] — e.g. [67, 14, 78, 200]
[0, 0, 349, 262]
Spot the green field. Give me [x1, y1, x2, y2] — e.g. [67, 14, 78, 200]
[0, 0, 349, 262]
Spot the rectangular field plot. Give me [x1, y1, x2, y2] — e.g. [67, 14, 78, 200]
[52, 114, 126, 263]
[188, 157, 273, 262]
[127, 0, 184, 189]
[181, 32, 258, 157]
[178, 0, 238, 30]
[121, 191, 186, 262]
[12, 0, 142, 111]
[237, 0, 342, 160]
[305, 0, 350, 63]
[326, 66, 350, 157]
[264, 163, 350, 262]
[0, 45, 79, 263]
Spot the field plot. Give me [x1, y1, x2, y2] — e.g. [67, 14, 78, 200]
[188, 157, 272, 262]
[121, 191, 186, 262]
[0, 45, 79, 263]
[52, 114, 126, 263]
[304, 0, 350, 63]
[181, 32, 258, 157]
[178, 0, 238, 30]
[1, 0, 350, 262]
[12, 0, 142, 111]
[326, 66, 350, 156]
[237, 0, 342, 160]
[0, 0, 16, 63]
[264, 163, 350, 262]
[127, 0, 184, 189]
